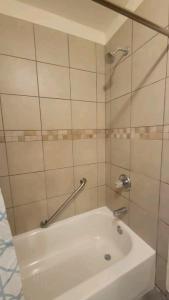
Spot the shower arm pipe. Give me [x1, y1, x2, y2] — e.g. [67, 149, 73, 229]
[40, 178, 87, 228]
[92, 0, 169, 38]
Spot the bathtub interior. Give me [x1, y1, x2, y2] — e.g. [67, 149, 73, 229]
[14, 208, 133, 299]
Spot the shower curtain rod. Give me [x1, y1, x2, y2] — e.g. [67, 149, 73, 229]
[92, 0, 169, 37]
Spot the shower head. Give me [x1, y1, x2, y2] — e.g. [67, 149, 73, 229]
[106, 47, 129, 63]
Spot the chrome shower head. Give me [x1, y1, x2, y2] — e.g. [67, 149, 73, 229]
[106, 47, 129, 64]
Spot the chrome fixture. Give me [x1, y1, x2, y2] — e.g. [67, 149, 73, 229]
[40, 178, 87, 228]
[115, 174, 131, 190]
[92, 0, 169, 38]
[106, 47, 129, 63]
[113, 207, 128, 218]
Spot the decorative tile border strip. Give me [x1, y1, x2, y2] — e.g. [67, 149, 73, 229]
[107, 126, 164, 140]
[4, 129, 103, 142]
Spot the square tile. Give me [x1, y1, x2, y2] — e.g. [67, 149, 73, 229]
[132, 34, 167, 91]
[72, 101, 96, 129]
[35, 24, 69, 66]
[96, 44, 105, 74]
[1, 95, 41, 130]
[6, 141, 44, 175]
[98, 163, 105, 186]
[131, 80, 165, 127]
[161, 140, 169, 184]
[129, 202, 158, 249]
[97, 74, 106, 101]
[70, 69, 96, 101]
[74, 164, 97, 189]
[110, 57, 131, 100]
[97, 103, 105, 129]
[111, 138, 130, 169]
[10, 172, 46, 206]
[156, 255, 167, 293]
[73, 139, 97, 166]
[47, 194, 75, 222]
[164, 77, 169, 124]
[159, 182, 169, 225]
[111, 93, 131, 128]
[157, 220, 169, 261]
[37, 62, 70, 99]
[43, 140, 73, 170]
[131, 139, 162, 180]
[14, 200, 47, 234]
[46, 167, 74, 198]
[0, 55, 38, 95]
[0, 14, 35, 59]
[40, 98, 71, 129]
[76, 187, 98, 214]
[69, 35, 96, 72]
[0, 143, 8, 176]
[98, 186, 106, 207]
[0, 176, 12, 208]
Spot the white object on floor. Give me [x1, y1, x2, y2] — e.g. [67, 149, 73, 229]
[0, 188, 24, 299]
[14, 207, 155, 300]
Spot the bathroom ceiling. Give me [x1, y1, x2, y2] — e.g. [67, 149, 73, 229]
[17, 0, 129, 32]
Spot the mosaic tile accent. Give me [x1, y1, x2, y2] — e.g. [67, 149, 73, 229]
[109, 126, 163, 140]
[5, 131, 42, 142]
[4, 129, 102, 142]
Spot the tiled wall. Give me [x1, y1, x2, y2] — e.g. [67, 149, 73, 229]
[0, 14, 106, 235]
[105, 0, 169, 295]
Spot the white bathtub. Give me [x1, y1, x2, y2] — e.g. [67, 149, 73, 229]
[14, 207, 155, 300]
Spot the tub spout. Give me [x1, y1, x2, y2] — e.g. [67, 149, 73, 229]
[113, 207, 128, 218]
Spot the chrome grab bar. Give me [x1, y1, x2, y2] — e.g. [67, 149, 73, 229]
[40, 178, 87, 228]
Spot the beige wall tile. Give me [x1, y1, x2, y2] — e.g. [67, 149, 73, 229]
[37, 62, 70, 99]
[110, 56, 131, 100]
[111, 94, 131, 128]
[98, 185, 106, 207]
[161, 140, 169, 184]
[97, 103, 105, 129]
[159, 182, 169, 225]
[43, 140, 73, 170]
[105, 70, 111, 102]
[72, 101, 96, 129]
[6, 141, 44, 175]
[1, 95, 41, 130]
[97, 136, 105, 162]
[132, 35, 167, 91]
[70, 69, 96, 101]
[164, 77, 169, 124]
[111, 138, 130, 169]
[107, 19, 132, 59]
[73, 139, 97, 166]
[157, 220, 169, 261]
[7, 208, 15, 235]
[155, 255, 167, 293]
[106, 188, 129, 224]
[14, 200, 47, 234]
[129, 202, 158, 249]
[35, 25, 69, 66]
[0, 144, 8, 176]
[40, 98, 71, 129]
[47, 194, 75, 222]
[131, 80, 165, 127]
[96, 44, 105, 74]
[97, 74, 106, 101]
[0, 14, 35, 59]
[111, 165, 130, 199]
[133, 0, 169, 52]
[46, 167, 74, 198]
[0, 176, 12, 208]
[69, 35, 96, 72]
[74, 164, 97, 189]
[98, 163, 105, 186]
[131, 139, 162, 180]
[0, 103, 3, 130]
[10, 172, 46, 206]
[0, 55, 38, 96]
[105, 162, 111, 186]
[76, 187, 98, 214]
[105, 102, 110, 129]
[130, 172, 160, 218]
